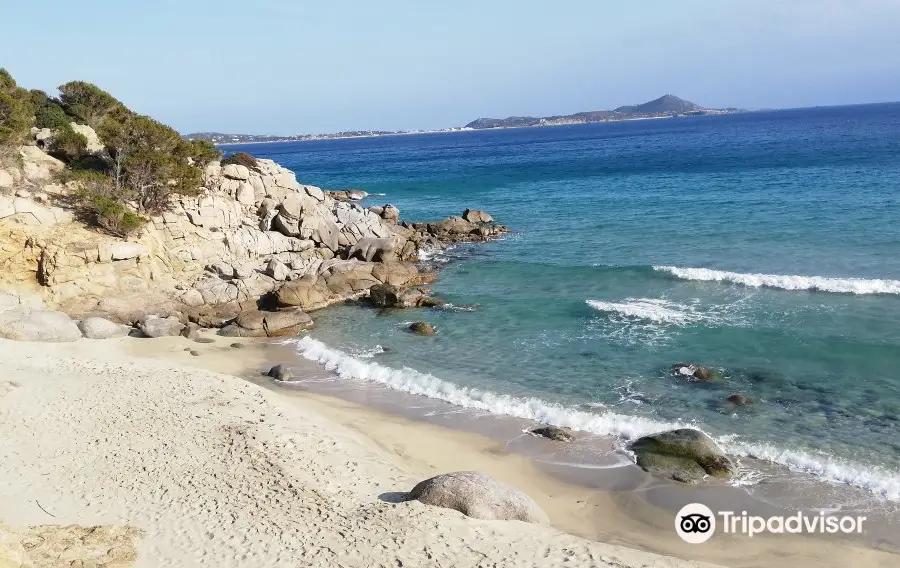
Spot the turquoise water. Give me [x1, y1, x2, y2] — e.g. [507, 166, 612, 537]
[228, 104, 900, 503]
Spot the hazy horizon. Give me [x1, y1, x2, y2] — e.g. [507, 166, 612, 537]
[2, 0, 899, 135]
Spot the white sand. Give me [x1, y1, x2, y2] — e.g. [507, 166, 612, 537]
[0, 337, 716, 568]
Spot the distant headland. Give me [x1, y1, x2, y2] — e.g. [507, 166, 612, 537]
[186, 94, 743, 144]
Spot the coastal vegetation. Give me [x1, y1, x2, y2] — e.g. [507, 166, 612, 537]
[0, 67, 220, 235]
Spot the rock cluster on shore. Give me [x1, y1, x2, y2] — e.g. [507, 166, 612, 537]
[0, 134, 507, 336]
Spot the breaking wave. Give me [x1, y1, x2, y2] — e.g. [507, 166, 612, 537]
[291, 336, 900, 502]
[654, 266, 900, 295]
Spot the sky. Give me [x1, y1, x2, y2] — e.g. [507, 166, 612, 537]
[1, 0, 899, 135]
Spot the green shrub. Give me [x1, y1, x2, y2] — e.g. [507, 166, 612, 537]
[99, 114, 213, 212]
[222, 151, 258, 171]
[0, 68, 17, 93]
[0, 91, 31, 146]
[58, 81, 128, 128]
[48, 124, 88, 162]
[36, 104, 71, 130]
[90, 195, 146, 236]
[70, 171, 146, 237]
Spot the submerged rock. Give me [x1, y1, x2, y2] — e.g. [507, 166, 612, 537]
[727, 394, 752, 406]
[409, 321, 436, 336]
[671, 363, 713, 381]
[630, 428, 734, 484]
[530, 426, 574, 443]
[409, 471, 548, 524]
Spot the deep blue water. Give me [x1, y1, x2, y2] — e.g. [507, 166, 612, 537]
[227, 104, 900, 504]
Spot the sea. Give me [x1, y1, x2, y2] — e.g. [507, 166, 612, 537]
[225, 103, 900, 512]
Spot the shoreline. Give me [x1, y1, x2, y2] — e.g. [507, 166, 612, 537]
[256, 336, 900, 559]
[1, 333, 897, 566]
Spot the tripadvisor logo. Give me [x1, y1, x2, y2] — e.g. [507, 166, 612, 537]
[675, 503, 867, 543]
[676, 503, 716, 544]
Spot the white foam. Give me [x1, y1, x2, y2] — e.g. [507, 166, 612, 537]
[293, 336, 688, 440]
[417, 243, 453, 263]
[292, 336, 900, 503]
[724, 438, 900, 502]
[586, 298, 694, 324]
[655, 266, 900, 295]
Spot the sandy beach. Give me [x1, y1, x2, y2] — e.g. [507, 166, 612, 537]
[0, 333, 895, 567]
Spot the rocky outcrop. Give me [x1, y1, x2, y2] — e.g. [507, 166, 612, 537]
[368, 283, 442, 309]
[19, 146, 65, 183]
[275, 260, 420, 312]
[409, 471, 549, 524]
[346, 237, 396, 262]
[2, 134, 506, 328]
[219, 308, 313, 337]
[328, 189, 368, 202]
[630, 428, 734, 484]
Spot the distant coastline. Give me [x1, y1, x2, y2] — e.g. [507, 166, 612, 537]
[187, 94, 745, 145]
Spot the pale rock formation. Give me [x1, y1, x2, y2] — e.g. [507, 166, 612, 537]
[78, 316, 132, 339]
[0, 305, 81, 342]
[19, 145, 64, 182]
[137, 315, 185, 338]
[1, 148, 505, 325]
[265, 258, 290, 281]
[69, 122, 105, 153]
[346, 237, 396, 262]
[462, 208, 494, 224]
[409, 471, 549, 524]
[219, 308, 313, 337]
[222, 164, 250, 181]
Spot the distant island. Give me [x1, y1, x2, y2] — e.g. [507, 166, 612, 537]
[187, 95, 742, 144]
[464, 95, 740, 129]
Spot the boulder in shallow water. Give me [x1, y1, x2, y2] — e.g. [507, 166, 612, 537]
[530, 426, 574, 442]
[671, 362, 713, 381]
[409, 321, 436, 336]
[727, 394, 752, 406]
[266, 364, 293, 381]
[462, 208, 494, 224]
[630, 428, 734, 484]
[409, 471, 548, 524]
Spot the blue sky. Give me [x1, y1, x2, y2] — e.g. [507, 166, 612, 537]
[2, 0, 898, 134]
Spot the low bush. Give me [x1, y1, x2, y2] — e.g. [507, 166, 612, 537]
[222, 151, 258, 171]
[48, 124, 88, 162]
[70, 170, 146, 237]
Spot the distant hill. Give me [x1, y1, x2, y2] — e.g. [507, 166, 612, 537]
[614, 94, 703, 114]
[465, 94, 734, 130]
